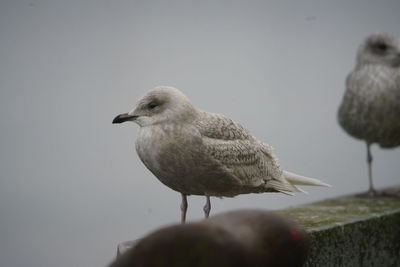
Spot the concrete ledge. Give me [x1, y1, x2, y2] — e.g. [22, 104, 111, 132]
[116, 186, 400, 266]
[283, 187, 400, 267]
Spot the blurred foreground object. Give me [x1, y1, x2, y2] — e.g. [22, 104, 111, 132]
[109, 209, 309, 267]
[338, 33, 400, 196]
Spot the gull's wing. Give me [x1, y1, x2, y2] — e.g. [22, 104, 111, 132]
[194, 112, 295, 194]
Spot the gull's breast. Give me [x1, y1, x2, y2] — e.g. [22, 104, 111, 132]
[135, 124, 245, 196]
[135, 124, 209, 194]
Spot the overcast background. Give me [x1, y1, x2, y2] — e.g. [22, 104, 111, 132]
[1, 1, 399, 267]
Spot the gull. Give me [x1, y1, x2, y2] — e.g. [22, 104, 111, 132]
[113, 86, 330, 222]
[338, 33, 400, 196]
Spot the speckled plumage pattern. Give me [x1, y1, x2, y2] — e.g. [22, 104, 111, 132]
[338, 63, 400, 147]
[338, 33, 400, 194]
[114, 86, 329, 221]
[137, 111, 284, 197]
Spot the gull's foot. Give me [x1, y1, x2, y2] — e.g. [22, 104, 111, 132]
[356, 189, 383, 198]
[380, 189, 400, 198]
[356, 189, 400, 198]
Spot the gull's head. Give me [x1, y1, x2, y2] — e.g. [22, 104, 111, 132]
[112, 86, 197, 127]
[356, 33, 400, 68]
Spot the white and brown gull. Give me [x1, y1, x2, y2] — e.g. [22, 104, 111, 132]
[338, 33, 400, 196]
[113, 86, 330, 222]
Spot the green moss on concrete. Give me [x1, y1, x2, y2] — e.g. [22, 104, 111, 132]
[303, 210, 400, 267]
[282, 186, 400, 267]
[282, 188, 400, 229]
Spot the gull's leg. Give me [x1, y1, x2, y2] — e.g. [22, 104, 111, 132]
[366, 143, 376, 196]
[364, 142, 400, 198]
[203, 196, 211, 219]
[180, 193, 188, 224]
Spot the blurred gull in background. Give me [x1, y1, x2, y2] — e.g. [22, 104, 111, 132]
[338, 33, 400, 196]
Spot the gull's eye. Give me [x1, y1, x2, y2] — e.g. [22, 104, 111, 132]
[373, 42, 389, 53]
[147, 102, 158, 110]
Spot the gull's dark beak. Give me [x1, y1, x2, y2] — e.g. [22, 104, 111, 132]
[112, 113, 137, 124]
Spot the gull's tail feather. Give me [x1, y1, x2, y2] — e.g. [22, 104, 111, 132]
[283, 171, 331, 187]
[267, 180, 304, 196]
[295, 187, 309, 195]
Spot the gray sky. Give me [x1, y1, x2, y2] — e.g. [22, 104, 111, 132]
[0, 1, 399, 267]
